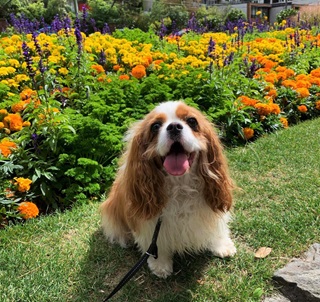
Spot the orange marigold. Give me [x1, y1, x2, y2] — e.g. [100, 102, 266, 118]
[113, 64, 120, 71]
[11, 101, 27, 113]
[285, 68, 295, 78]
[91, 64, 105, 74]
[298, 105, 308, 113]
[296, 80, 311, 89]
[239, 96, 258, 107]
[280, 117, 289, 128]
[296, 74, 308, 81]
[97, 75, 106, 82]
[145, 55, 153, 64]
[131, 65, 146, 79]
[296, 87, 310, 98]
[243, 127, 254, 140]
[263, 59, 277, 69]
[309, 77, 320, 86]
[3, 113, 23, 132]
[0, 138, 17, 157]
[14, 177, 32, 192]
[264, 73, 277, 84]
[17, 202, 39, 219]
[153, 60, 163, 65]
[119, 74, 130, 80]
[267, 89, 277, 98]
[254, 103, 272, 116]
[270, 103, 281, 115]
[282, 79, 297, 89]
[276, 72, 287, 81]
[310, 68, 320, 78]
[275, 66, 286, 72]
[315, 100, 320, 110]
[0, 122, 4, 129]
[20, 88, 36, 100]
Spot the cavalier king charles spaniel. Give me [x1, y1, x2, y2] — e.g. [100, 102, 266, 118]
[101, 101, 236, 278]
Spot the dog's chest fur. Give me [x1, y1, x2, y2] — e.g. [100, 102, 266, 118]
[141, 173, 221, 253]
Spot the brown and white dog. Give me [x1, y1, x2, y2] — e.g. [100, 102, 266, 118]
[100, 101, 236, 278]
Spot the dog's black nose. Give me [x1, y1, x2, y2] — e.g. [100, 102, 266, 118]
[167, 122, 183, 139]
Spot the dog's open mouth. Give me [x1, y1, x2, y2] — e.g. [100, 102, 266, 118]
[163, 142, 195, 176]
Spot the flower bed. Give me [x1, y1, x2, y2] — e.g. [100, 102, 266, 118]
[1, 22, 320, 224]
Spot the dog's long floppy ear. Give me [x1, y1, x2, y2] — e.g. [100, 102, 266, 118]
[122, 121, 167, 221]
[198, 119, 234, 213]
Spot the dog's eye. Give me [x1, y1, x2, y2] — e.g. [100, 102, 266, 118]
[186, 117, 198, 130]
[151, 122, 162, 133]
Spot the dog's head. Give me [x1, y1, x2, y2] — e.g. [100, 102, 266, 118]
[121, 101, 233, 219]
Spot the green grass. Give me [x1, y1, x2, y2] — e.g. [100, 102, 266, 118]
[1, 119, 320, 302]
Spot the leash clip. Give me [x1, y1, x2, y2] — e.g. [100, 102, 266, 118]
[145, 244, 158, 259]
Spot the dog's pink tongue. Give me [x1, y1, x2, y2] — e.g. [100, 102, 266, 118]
[163, 153, 189, 176]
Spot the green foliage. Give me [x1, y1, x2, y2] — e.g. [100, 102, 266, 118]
[225, 8, 247, 23]
[195, 6, 224, 30]
[0, 0, 21, 18]
[44, 0, 71, 22]
[87, 0, 123, 28]
[18, 0, 46, 21]
[112, 27, 158, 44]
[148, 1, 189, 31]
[276, 8, 297, 23]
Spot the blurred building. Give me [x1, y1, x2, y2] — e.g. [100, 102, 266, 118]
[147, 0, 320, 24]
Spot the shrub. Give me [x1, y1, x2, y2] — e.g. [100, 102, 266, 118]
[276, 8, 297, 23]
[17, 0, 46, 22]
[225, 8, 246, 24]
[87, 0, 124, 29]
[195, 6, 224, 31]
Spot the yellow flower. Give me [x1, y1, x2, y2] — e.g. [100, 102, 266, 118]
[22, 121, 31, 127]
[0, 108, 8, 119]
[0, 66, 16, 76]
[58, 67, 69, 75]
[14, 74, 29, 83]
[49, 68, 57, 75]
[14, 177, 32, 192]
[0, 122, 4, 129]
[8, 59, 20, 68]
[4, 46, 16, 54]
[17, 202, 39, 219]
[256, 11, 262, 16]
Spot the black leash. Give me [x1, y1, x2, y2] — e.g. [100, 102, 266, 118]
[102, 217, 162, 301]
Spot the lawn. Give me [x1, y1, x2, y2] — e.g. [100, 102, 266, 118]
[1, 117, 319, 302]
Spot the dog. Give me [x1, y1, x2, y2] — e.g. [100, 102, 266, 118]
[100, 101, 236, 278]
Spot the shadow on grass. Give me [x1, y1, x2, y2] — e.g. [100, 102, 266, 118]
[73, 228, 215, 302]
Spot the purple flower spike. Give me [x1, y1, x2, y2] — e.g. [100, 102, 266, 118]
[22, 41, 35, 79]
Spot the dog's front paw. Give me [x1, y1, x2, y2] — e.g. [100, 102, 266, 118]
[211, 239, 237, 258]
[147, 257, 173, 278]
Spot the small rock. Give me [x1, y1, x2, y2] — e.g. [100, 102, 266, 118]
[263, 292, 290, 302]
[273, 243, 320, 302]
